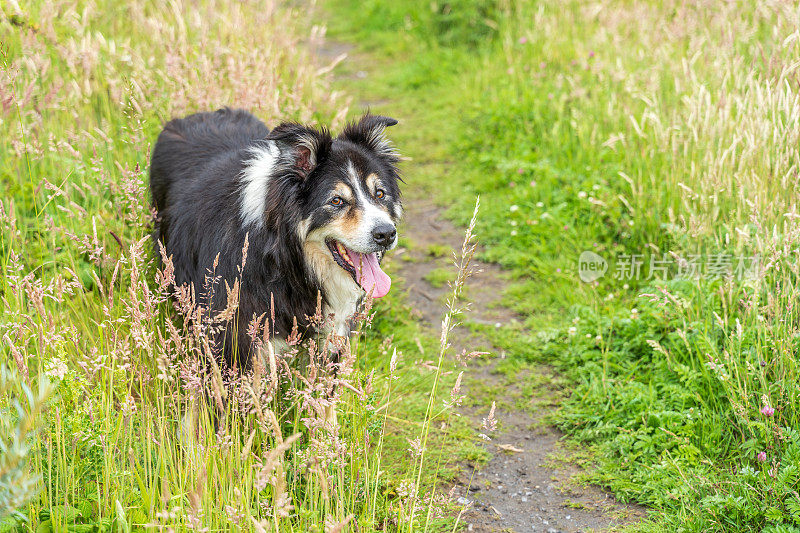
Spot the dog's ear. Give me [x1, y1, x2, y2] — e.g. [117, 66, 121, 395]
[338, 114, 399, 162]
[268, 123, 332, 177]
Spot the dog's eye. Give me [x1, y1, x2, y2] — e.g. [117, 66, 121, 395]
[375, 189, 385, 199]
[330, 196, 344, 206]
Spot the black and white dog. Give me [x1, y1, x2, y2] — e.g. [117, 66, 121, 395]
[149, 108, 402, 368]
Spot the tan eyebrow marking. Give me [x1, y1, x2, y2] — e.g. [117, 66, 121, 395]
[334, 181, 354, 201]
[365, 173, 382, 194]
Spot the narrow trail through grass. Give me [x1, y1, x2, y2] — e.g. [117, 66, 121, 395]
[386, 193, 644, 532]
[322, 1, 800, 531]
[317, 31, 645, 533]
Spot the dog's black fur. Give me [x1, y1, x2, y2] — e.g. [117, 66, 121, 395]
[149, 108, 401, 369]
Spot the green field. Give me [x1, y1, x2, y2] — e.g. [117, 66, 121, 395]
[4, 0, 800, 531]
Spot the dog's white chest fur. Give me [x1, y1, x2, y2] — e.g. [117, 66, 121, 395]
[323, 276, 362, 338]
[303, 241, 363, 337]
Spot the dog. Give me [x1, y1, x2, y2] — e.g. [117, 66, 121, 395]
[149, 108, 402, 371]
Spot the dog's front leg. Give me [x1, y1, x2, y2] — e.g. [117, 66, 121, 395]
[323, 402, 338, 432]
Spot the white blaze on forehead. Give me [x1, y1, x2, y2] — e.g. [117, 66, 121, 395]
[346, 160, 360, 185]
[240, 141, 279, 228]
[347, 161, 394, 228]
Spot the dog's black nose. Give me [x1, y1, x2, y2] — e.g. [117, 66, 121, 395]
[372, 224, 396, 248]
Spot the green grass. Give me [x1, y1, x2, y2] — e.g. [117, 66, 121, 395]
[423, 245, 449, 259]
[422, 268, 452, 289]
[325, 0, 800, 531]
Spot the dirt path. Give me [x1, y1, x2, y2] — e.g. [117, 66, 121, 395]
[393, 196, 645, 533]
[313, 35, 645, 533]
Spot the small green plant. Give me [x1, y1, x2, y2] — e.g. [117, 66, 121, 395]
[423, 267, 453, 288]
[425, 244, 450, 259]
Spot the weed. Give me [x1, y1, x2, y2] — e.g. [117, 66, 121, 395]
[422, 268, 452, 289]
[425, 244, 450, 259]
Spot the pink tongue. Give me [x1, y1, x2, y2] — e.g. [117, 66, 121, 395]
[345, 249, 392, 298]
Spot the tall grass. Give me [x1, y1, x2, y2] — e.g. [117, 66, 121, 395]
[0, 1, 479, 530]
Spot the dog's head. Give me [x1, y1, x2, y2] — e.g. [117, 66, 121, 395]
[267, 114, 402, 298]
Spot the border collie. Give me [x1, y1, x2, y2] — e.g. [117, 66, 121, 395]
[149, 108, 402, 368]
